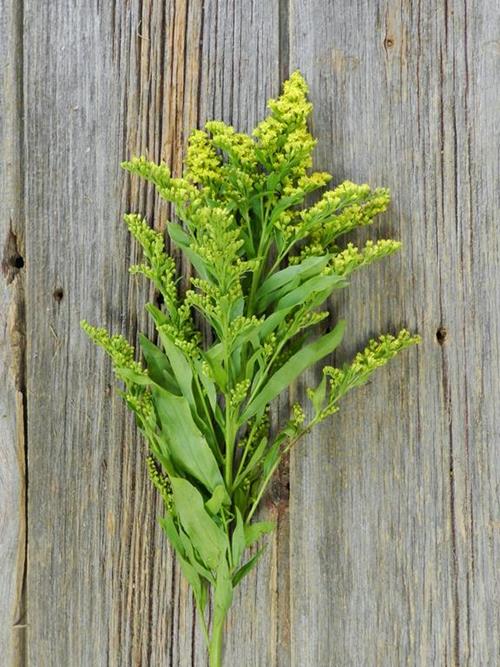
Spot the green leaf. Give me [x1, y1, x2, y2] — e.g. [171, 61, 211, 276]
[309, 374, 327, 414]
[178, 527, 215, 581]
[160, 515, 208, 610]
[139, 335, 179, 394]
[257, 255, 331, 310]
[194, 359, 217, 412]
[213, 558, 233, 629]
[170, 477, 227, 570]
[157, 332, 196, 408]
[204, 344, 227, 391]
[116, 367, 152, 386]
[233, 486, 251, 517]
[159, 514, 186, 557]
[237, 436, 268, 482]
[257, 307, 293, 340]
[145, 304, 199, 412]
[205, 484, 231, 515]
[179, 559, 203, 608]
[244, 347, 266, 384]
[144, 302, 167, 324]
[168, 223, 208, 278]
[269, 192, 305, 225]
[276, 273, 345, 310]
[239, 320, 346, 423]
[261, 441, 281, 478]
[231, 509, 246, 568]
[232, 547, 266, 587]
[143, 429, 179, 477]
[152, 386, 223, 492]
[244, 521, 275, 547]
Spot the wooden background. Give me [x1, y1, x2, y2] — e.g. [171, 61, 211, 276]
[1, 1, 499, 665]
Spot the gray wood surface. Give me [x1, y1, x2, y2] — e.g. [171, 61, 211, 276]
[1, 0, 498, 665]
[1, 0, 26, 665]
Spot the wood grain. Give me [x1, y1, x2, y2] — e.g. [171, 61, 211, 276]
[1, 0, 26, 664]
[289, 1, 500, 665]
[0, 0, 496, 665]
[23, 1, 282, 665]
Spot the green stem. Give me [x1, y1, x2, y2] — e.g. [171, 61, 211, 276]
[245, 417, 319, 523]
[247, 199, 273, 317]
[224, 409, 235, 487]
[233, 418, 260, 488]
[208, 621, 224, 667]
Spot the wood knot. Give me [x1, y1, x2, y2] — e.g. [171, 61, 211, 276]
[266, 454, 290, 515]
[384, 36, 395, 50]
[436, 326, 448, 345]
[2, 227, 24, 284]
[53, 287, 64, 302]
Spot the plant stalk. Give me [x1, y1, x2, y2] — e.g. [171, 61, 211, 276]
[208, 621, 224, 667]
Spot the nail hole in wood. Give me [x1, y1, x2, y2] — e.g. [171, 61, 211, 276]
[436, 326, 447, 345]
[53, 287, 64, 302]
[384, 37, 394, 49]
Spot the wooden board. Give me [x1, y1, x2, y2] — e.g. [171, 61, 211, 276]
[0, 0, 498, 665]
[289, 1, 500, 665]
[21, 1, 283, 665]
[1, 1, 26, 665]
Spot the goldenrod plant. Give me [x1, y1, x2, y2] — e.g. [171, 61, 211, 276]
[82, 72, 419, 666]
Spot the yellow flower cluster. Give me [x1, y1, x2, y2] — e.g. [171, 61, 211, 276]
[121, 155, 171, 190]
[228, 315, 262, 342]
[190, 207, 244, 270]
[124, 391, 153, 420]
[230, 379, 251, 408]
[263, 333, 277, 358]
[124, 214, 178, 307]
[146, 455, 174, 512]
[301, 181, 391, 245]
[205, 121, 257, 171]
[329, 239, 401, 276]
[122, 156, 198, 212]
[322, 329, 421, 409]
[351, 330, 421, 374]
[185, 129, 223, 186]
[187, 279, 225, 321]
[295, 309, 329, 333]
[282, 171, 332, 199]
[291, 402, 306, 426]
[253, 71, 316, 176]
[80, 321, 146, 379]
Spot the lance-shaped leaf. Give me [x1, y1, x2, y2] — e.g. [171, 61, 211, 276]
[239, 320, 345, 424]
[159, 515, 208, 610]
[144, 307, 192, 391]
[205, 484, 231, 515]
[170, 477, 227, 570]
[139, 335, 179, 394]
[213, 558, 233, 630]
[244, 521, 275, 548]
[167, 223, 209, 279]
[232, 547, 266, 586]
[152, 386, 224, 492]
[256, 254, 331, 311]
[231, 509, 246, 568]
[276, 273, 346, 310]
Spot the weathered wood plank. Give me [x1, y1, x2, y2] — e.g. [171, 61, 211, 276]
[20, 0, 500, 665]
[24, 1, 281, 665]
[0, 1, 26, 664]
[289, 1, 500, 665]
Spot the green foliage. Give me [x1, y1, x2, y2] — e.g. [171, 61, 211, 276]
[82, 71, 419, 666]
